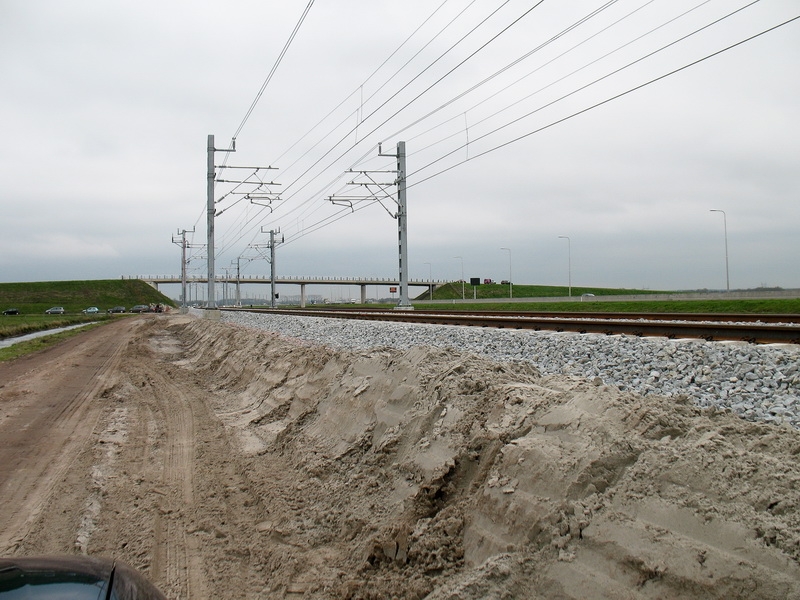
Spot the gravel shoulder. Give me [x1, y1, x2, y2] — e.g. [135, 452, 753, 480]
[1, 313, 799, 599]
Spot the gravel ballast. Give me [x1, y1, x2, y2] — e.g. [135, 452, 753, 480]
[220, 310, 800, 428]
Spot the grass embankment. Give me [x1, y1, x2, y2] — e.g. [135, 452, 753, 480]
[330, 282, 799, 314]
[343, 283, 797, 314]
[0, 322, 107, 362]
[412, 298, 800, 314]
[0, 279, 176, 341]
[427, 282, 668, 301]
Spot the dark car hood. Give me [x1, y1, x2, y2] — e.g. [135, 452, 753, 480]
[0, 555, 165, 599]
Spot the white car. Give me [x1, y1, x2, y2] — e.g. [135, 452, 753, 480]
[82, 307, 100, 314]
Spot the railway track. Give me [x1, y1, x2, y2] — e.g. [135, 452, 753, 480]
[223, 308, 800, 345]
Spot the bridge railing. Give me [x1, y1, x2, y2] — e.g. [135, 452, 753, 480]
[130, 275, 447, 284]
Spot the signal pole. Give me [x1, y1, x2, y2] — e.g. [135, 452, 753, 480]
[207, 135, 215, 308]
[172, 227, 195, 309]
[260, 227, 284, 308]
[336, 141, 411, 309]
[376, 141, 411, 308]
[394, 142, 411, 309]
[206, 134, 236, 308]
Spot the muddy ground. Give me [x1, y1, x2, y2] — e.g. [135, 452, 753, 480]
[1, 314, 799, 599]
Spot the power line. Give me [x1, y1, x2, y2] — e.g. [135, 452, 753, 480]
[273, 0, 544, 210]
[232, 0, 315, 142]
[270, 0, 455, 168]
[210, 2, 796, 263]
[215, 1, 468, 256]
[216, 1, 509, 253]
[211, 2, 315, 212]
[404, 0, 714, 158]
[409, 13, 800, 189]
[408, 0, 764, 180]
[382, 0, 631, 149]
[255, 5, 795, 249]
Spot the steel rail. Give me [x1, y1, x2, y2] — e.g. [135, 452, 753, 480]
[271, 309, 800, 325]
[223, 308, 800, 345]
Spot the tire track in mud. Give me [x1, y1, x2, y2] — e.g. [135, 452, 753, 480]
[146, 322, 274, 599]
[0, 320, 134, 553]
[136, 321, 260, 599]
[133, 347, 208, 599]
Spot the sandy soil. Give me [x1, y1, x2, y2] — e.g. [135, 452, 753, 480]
[1, 314, 799, 599]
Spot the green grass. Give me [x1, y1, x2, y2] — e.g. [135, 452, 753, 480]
[298, 298, 799, 314]
[411, 298, 800, 314]
[0, 313, 119, 340]
[426, 282, 667, 301]
[293, 285, 798, 314]
[0, 279, 175, 315]
[0, 321, 106, 362]
[0, 278, 175, 341]
[405, 282, 799, 314]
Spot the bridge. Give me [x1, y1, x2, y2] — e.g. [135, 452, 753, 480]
[131, 275, 443, 307]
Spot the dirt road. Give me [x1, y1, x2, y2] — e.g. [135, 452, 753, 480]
[1, 314, 799, 599]
[0, 316, 244, 598]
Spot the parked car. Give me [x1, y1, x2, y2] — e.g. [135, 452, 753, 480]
[45, 306, 65, 315]
[82, 306, 100, 314]
[0, 555, 166, 599]
[107, 306, 126, 313]
[2, 308, 20, 315]
[129, 304, 152, 313]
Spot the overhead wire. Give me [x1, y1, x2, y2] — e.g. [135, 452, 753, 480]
[232, 0, 315, 143]
[275, 3, 791, 247]
[271, 0, 486, 186]
[274, 0, 541, 206]
[268, 0, 471, 187]
[214, 0, 462, 258]
[281, 198, 384, 246]
[205, 0, 314, 257]
[391, 0, 666, 148]
[239, 0, 638, 249]
[216, 0, 546, 255]
[270, 0, 454, 167]
[404, 0, 715, 159]
[216, 1, 520, 254]
[408, 0, 765, 179]
[381, 0, 625, 146]
[408, 12, 800, 189]
[216, 0, 662, 254]
[211, 1, 795, 267]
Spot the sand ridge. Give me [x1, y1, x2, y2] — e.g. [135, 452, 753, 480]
[2, 314, 799, 598]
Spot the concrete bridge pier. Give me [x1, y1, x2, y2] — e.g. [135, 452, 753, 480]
[360, 285, 367, 304]
[300, 283, 307, 308]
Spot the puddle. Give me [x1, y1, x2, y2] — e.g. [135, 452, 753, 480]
[0, 323, 96, 349]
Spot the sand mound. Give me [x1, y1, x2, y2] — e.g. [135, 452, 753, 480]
[176, 318, 800, 598]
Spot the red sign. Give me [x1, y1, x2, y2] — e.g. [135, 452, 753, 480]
[389, 287, 397, 293]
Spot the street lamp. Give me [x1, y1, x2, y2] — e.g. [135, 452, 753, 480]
[424, 262, 433, 300]
[500, 247, 512, 299]
[453, 256, 464, 300]
[558, 236, 571, 297]
[709, 209, 730, 292]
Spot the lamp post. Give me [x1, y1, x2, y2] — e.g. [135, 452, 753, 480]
[500, 247, 512, 298]
[453, 256, 464, 300]
[424, 262, 433, 300]
[709, 209, 730, 292]
[558, 236, 571, 297]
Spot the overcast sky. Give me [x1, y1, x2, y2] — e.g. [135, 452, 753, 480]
[1, 0, 798, 299]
